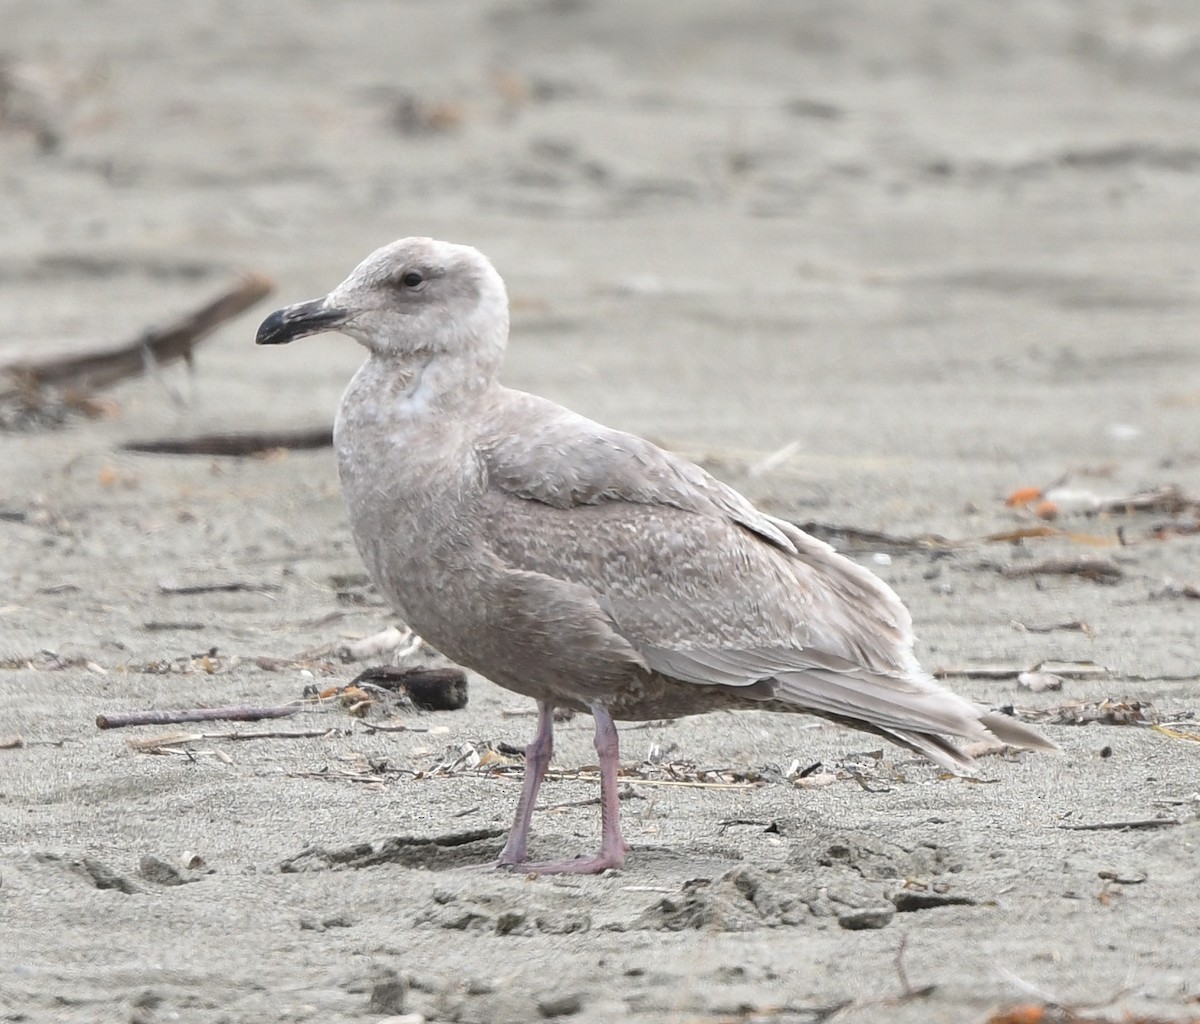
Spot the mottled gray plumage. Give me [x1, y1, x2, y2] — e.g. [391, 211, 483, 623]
[256, 236, 1057, 873]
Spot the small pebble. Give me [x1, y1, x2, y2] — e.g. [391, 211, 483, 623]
[80, 857, 138, 894]
[367, 967, 408, 1015]
[138, 856, 186, 887]
[130, 990, 162, 1010]
[494, 909, 528, 935]
[537, 991, 584, 1017]
[837, 906, 894, 930]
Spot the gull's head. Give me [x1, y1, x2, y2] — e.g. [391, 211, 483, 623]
[256, 237, 510, 367]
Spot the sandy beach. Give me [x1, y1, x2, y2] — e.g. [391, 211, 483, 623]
[3, 2, 1199, 1022]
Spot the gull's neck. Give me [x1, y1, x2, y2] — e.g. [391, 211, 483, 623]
[348, 343, 500, 429]
[400, 350, 487, 410]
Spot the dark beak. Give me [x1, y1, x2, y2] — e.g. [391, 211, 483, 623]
[255, 298, 349, 346]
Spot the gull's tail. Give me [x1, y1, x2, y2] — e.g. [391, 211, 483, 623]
[772, 668, 1060, 771]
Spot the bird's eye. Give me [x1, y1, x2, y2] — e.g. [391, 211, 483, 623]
[401, 270, 424, 288]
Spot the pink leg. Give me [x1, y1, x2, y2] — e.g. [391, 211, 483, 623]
[516, 704, 629, 875]
[497, 701, 554, 866]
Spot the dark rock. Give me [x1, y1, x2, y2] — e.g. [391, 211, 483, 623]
[837, 906, 895, 930]
[367, 966, 408, 1015]
[439, 908, 493, 931]
[79, 857, 138, 894]
[892, 890, 976, 912]
[349, 665, 469, 711]
[130, 989, 162, 1010]
[137, 855, 187, 886]
[495, 909, 529, 935]
[535, 910, 591, 934]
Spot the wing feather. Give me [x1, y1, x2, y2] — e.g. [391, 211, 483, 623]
[477, 390, 1057, 758]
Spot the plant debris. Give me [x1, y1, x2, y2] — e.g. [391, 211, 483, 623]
[158, 577, 281, 595]
[983, 525, 1118, 546]
[1001, 482, 1200, 546]
[987, 1005, 1188, 1024]
[0, 273, 273, 430]
[792, 520, 955, 553]
[1057, 818, 1179, 832]
[280, 829, 506, 873]
[1151, 580, 1200, 600]
[1017, 698, 1188, 727]
[127, 727, 342, 752]
[1011, 619, 1093, 636]
[934, 660, 1108, 681]
[1005, 483, 1198, 517]
[1151, 724, 1200, 743]
[999, 557, 1123, 583]
[0, 650, 109, 673]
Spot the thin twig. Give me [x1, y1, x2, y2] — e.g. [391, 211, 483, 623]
[1011, 619, 1093, 636]
[795, 520, 955, 553]
[562, 772, 758, 791]
[97, 703, 302, 730]
[206, 728, 341, 742]
[128, 727, 343, 750]
[362, 721, 430, 734]
[158, 579, 281, 595]
[1000, 557, 1123, 583]
[933, 660, 1108, 680]
[1057, 818, 1180, 831]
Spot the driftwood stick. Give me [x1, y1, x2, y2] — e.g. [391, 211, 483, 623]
[158, 578, 281, 595]
[1001, 557, 1123, 583]
[96, 703, 301, 730]
[3, 273, 273, 394]
[207, 728, 338, 742]
[122, 426, 333, 457]
[794, 520, 955, 553]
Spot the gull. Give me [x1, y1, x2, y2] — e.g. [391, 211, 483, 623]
[256, 237, 1057, 874]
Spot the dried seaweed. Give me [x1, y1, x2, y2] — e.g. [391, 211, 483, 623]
[1016, 698, 1192, 727]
